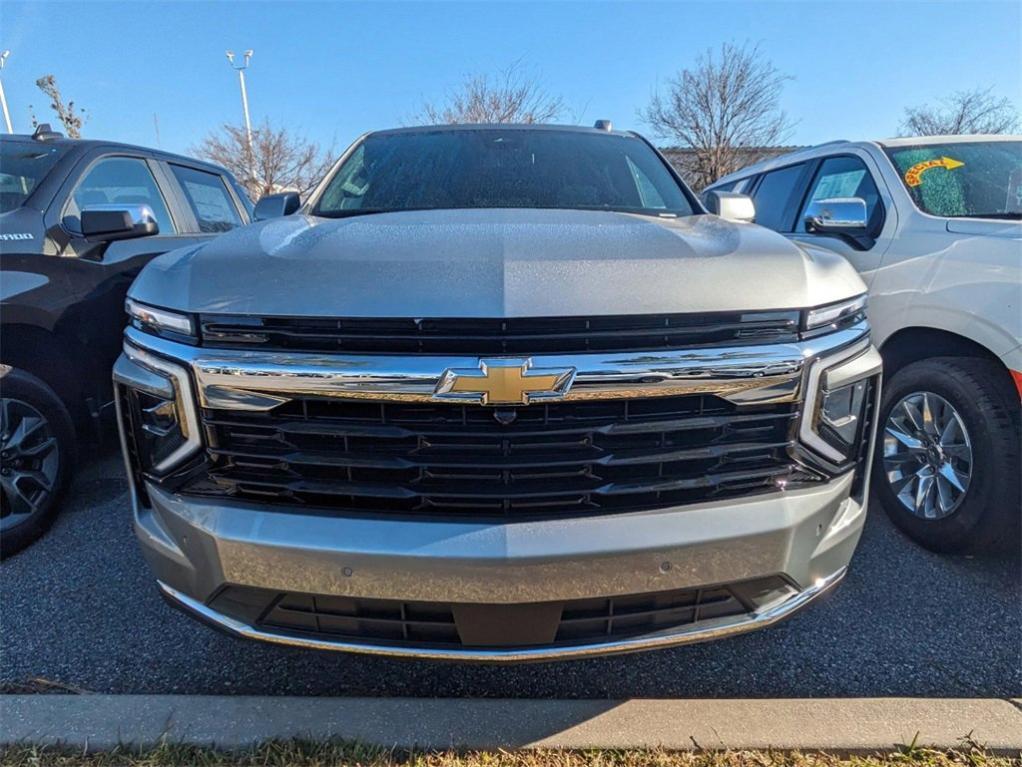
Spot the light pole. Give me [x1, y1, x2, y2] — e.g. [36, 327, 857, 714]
[225, 49, 254, 182]
[0, 51, 13, 134]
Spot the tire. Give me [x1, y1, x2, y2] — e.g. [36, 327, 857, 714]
[0, 366, 75, 558]
[872, 356, 1021, 553]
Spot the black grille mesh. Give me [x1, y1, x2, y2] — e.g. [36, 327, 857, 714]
[182, 394, 815, 518]
[198, 311, 802, 355]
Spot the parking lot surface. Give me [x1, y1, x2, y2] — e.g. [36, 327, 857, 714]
[2, 446, 1019, 698]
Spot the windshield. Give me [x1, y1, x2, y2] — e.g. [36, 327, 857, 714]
[313, 128, 695, 218]
[884, 140, 1022, 219]
[0, 139, 69, 214]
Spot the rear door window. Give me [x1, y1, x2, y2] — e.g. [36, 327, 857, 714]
[750, 163, 809, 231]
[169, 164, 244, 233]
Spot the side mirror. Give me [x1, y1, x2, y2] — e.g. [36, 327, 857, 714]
[254, 192, 301, 221]
[704, 191, 755, 223]
[804, 197, 868, 234]
[81, 205, 159, 241]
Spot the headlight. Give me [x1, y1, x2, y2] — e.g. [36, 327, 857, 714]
[803, 294, 868, 336]
[114, 344, 201, 478]
[125, 298, 196, 343]
[800, 343, 882, 465]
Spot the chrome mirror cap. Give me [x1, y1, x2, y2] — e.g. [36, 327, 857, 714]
[804, 197, 868, 233]
[705, 191, 756, 224]
[80, 204, 159, 242]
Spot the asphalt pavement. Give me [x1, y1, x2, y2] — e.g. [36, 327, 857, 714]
[2, 445, 1019, 698]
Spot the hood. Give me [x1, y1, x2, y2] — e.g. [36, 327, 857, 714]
[130, 208, 865, 317]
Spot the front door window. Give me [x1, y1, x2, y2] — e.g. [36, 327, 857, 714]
[65, 157, 175, 234]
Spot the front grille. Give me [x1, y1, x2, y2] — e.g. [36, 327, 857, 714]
[209, 575, 794, 649]
[198, 311, 802, 355]
[181, 394, 817, 518]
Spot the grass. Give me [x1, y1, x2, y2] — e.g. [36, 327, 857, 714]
[0, 679, 88, 696]
[1, 740, 1018, 767]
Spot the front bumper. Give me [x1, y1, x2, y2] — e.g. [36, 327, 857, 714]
[158, 568, 846, 662]
[118, 320, 879, 660]
[137, 471, 865, 661]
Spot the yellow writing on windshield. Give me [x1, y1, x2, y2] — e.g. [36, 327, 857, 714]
[904, 156, 965, 187]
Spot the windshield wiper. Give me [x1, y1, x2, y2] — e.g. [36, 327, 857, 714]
[314, 208, 406, 219]
[315, 205, 691, 219]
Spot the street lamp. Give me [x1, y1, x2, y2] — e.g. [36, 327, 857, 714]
[225, 49, 254, 180]
[0, 51, 13, 134]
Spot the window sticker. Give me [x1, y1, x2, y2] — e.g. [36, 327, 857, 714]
[904, 156, 964, 187]
[813, 169, 866, 199]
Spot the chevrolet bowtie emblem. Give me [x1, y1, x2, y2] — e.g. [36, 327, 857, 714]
[434, 358, 576, 406]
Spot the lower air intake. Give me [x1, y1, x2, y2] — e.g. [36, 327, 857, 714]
[209, 576, 796, 650]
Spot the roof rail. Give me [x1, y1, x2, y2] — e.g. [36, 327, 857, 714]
[32, 123, 64, 142]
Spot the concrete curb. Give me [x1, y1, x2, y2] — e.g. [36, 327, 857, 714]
[2, 696, 1021, 753]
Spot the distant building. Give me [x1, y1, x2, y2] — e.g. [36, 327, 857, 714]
[660, 146, 806, 190]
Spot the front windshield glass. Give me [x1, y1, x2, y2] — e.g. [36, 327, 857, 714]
[0, 139, 69, 213]
[884, 140, 1022, 219]
[313, 128, 695, 218]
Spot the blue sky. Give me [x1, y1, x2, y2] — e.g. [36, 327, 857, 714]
[1, 1, 1019, 156]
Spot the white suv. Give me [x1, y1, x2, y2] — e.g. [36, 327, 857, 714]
[705, 135, 1021, 553]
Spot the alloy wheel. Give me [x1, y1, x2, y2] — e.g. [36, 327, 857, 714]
[882, 391, 973, 520]
[0, 398, 60, 531]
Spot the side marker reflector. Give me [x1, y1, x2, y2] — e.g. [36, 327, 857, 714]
[1010, 369, 1022, 399]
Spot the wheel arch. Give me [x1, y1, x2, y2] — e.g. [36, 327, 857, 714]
[879, 326, 1018, 404]
[0, 323, 86, 430]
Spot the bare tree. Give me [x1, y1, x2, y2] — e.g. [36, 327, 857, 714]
[641, 42, 793, 189]
[900, 87, 1019, 136]
[192, 120, 334, 200]
[29, 75, 86, 138]
[414, 63, 563, 125]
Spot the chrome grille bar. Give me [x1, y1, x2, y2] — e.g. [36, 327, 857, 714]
[124, 321, 868, 409]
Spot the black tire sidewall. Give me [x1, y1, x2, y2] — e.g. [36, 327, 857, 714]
[873, 357, 1020, 553]
[0, 366, 75, 557]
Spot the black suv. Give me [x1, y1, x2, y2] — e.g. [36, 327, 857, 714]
[0, 125, 251, 555]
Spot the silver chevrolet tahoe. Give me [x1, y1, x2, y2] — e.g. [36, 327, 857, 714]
[114, 123, 882, 661]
